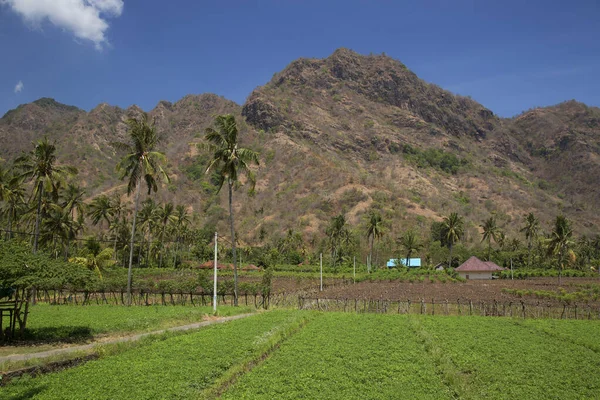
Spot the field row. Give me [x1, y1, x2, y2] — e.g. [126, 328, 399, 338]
[3, 311, 600, 399]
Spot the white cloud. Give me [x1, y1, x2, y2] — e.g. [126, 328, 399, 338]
[1, 0, 124, 50]
[14, 80, 24, 93]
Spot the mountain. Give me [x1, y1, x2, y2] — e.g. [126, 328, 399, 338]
[0, 49, 598, 247]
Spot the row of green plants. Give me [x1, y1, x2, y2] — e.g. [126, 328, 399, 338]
[414, 315, 600, 399]
[355, 268, 463, 283]
[20, 304, 251, 343]
[502, 287, 600, 303]
[222, 313, 453, 399]
[499, 268, 596, 279]
[2, 311, 311, 399]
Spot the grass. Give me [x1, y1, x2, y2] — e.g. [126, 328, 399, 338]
[1, 304, 252, 356]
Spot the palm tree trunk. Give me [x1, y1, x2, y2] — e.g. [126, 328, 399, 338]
[7, 204, 13, 240]
[33, 183, 43, 253]
[173, 237, 180, 267]
[113, 227, 118, 261]
[448, 243, 453, 270]
[126, 183, 141, 306]
[228, 180, 238, 306]
[527, 240, 532, 267]
[369, 235, 374, 273]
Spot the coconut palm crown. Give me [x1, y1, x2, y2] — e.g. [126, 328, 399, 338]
[204, 114, 259, 306]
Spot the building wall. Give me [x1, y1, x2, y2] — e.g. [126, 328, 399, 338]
[458, 271, 492, 280]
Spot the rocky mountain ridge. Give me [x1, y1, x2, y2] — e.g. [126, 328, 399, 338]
[1, 49, 598, 245]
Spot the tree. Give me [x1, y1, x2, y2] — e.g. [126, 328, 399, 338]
[204, 114, 259, 306]
[88, 195, 114, 230]
[398, 230, 422, 267]
[156, 202, 176, 267]
[137, 198, 159, 266]
[61, 183, 86, 220]
[480, 216, 500, 261]
[114, 116, 169, 306]
[520, 212, 539, 267]
[70, 237, 115, 279]
[15, 138, 77, 253]
[173, 204, 190, 267]
[547, 215, 574, 285]
[441, 212, 464, 269]
[365, 211, 383, 272]
[108, 194, 126, 260]
[326, 214, 349, 269]
[0, 169, 25, 240]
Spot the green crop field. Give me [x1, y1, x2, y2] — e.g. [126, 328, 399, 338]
[1, 311, 311, 399]
[221, 313, 453, 399]
[0, 304, 253, 359]
[21, 304, 252, 341]
[3, 311, 599, 399]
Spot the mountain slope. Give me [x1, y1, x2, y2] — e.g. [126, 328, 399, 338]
[0, 49, 598, 248]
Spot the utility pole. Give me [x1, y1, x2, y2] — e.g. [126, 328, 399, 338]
[213, 232, 218, 312]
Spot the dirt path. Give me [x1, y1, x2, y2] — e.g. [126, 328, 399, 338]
[1, 313, 254, 364]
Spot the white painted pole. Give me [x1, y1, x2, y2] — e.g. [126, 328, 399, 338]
[353, 256, 356, 283]
[320, 253, 323, 292]
[213, 232, 218, 312]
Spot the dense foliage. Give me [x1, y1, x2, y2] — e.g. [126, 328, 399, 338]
[0, 240, 93, 292]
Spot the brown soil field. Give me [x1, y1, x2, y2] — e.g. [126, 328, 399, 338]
[315, 277, 600, 305]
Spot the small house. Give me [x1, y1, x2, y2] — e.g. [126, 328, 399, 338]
[387, 258, 422, 268]
[196, 261, 232, 270]
[454, 256, 504, 280]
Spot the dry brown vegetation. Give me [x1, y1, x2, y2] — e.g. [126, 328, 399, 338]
[1, 49, 598, 251]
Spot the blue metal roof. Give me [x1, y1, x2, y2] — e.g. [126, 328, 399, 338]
[387, 258, 421, 268]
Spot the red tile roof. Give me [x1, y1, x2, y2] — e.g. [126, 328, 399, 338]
[455, 256, 504, 272]
[195, 261, 232, 270]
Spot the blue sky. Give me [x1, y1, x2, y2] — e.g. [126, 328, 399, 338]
[1, 0, 599, 118]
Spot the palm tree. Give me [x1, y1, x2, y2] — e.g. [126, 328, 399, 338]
[0, 163, 8, 202]
[114, 116, 169, 305]
[137, 198, 159, 267]
[42, 203, 80, 259]
[520, 212, 539, 267]
[547, 215, 574, 285]
[204, 114, 259, 306]
[108, 194, 125, 260]
[398, 230, 422, 267]
[156, 202, 176, 267]
[0, 169, 25, 240]
[442, 212, 464, 269]
[15, 138, 77, 252]
[71, 237, 115, 279]
[173, 204, 190, 267]
[480, 216, 500, 261]
[365, 211, 383, 272]
[326, 215, 351, 269]
[61, 183, 86, 220]
[88, 195, 114, 230]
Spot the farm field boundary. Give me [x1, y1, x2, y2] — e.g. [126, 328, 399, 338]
[0, 313, 253, 365]
[298, 296, 600, 320]
[26, 289, 302, 309]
